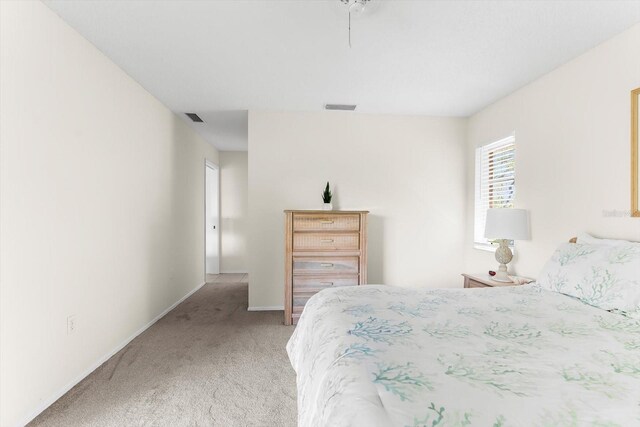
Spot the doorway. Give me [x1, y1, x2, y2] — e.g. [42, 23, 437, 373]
[205, 161, 220, 276]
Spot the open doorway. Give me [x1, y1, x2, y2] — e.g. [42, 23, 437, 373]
[205, 161, 220, 277]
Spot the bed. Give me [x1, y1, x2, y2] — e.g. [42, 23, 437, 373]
[286, 240, 640, 426]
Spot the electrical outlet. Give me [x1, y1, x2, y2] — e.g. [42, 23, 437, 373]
[67, 315, 77, 335]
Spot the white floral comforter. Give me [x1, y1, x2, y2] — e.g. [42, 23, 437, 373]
[286, 284, 640, 427]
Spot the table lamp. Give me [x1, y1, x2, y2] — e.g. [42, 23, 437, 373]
[484, 208, 530, 282]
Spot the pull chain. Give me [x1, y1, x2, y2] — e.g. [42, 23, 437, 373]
[341, 0, 368, 48]
[348, 10, 352, 48]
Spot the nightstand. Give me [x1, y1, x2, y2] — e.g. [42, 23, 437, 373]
[462, 273, 521, 288]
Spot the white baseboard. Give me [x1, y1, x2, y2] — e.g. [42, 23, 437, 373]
[15, 281, 207, 427]
[219, 270, 248, 274]
[247, 305, 284, 311]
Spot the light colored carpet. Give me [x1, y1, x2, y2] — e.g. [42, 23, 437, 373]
[30, 276, 297, 427]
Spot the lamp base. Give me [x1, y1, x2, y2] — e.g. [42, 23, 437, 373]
[493, 240, 514, 282]
[492, 268, 513, 282]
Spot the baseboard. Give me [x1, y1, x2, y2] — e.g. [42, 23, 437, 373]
[219, 270, 248, 274]
[247, 305, 284, 311]
[14, 281, 207, 427]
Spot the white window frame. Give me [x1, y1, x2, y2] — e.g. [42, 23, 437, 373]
[474, 135, 516, 251]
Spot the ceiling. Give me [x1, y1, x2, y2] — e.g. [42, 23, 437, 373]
[44, 0, 640, 151]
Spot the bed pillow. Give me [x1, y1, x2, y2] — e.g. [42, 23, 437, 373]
[537, 242, 640, 318]
[576, 232, 633, 247]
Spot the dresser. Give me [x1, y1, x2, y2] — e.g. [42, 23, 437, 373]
[284, 210, 368, 325]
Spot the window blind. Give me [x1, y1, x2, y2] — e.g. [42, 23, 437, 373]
[474, 136, 516, 247]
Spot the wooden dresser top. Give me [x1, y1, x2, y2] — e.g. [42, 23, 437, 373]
[284, 210, 369, 214]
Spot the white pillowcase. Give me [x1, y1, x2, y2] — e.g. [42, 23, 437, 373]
[576, 232, 633, 247]
[537, 242, 640, 318]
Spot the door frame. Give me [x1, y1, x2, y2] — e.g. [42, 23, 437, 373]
[204, 159, 220, 278]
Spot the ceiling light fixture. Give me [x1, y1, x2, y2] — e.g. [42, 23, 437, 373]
[340, 0, 370, 48]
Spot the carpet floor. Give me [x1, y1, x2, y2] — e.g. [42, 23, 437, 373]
[30, 275, 297, 427]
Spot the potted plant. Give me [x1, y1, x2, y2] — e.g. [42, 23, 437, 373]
[322, 182, 333, 210]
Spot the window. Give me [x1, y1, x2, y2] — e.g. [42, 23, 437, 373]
[474, 135, 516, 249]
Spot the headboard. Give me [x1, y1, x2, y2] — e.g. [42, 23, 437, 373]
[568, 236, 638, 244]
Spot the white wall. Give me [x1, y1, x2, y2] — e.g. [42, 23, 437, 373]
[248, 111, 467, 309]
[464, 23, 640, 279]
[0, 2, 219, 426]
[220, 152, 248, 273]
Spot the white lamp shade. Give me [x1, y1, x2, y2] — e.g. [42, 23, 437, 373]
[484, 208, 530, 240]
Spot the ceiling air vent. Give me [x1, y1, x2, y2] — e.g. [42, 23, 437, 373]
[325, 104, 357, 111]
[185, 113, 204, 123]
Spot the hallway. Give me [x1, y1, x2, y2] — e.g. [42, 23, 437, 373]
[31, 274, 296, 427]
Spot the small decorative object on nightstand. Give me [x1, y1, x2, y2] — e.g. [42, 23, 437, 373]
[462, 273, 521, 288]
[484, 208, 530, 282]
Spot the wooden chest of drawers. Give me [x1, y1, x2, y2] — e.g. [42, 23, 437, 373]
[284, 210, 368, 325]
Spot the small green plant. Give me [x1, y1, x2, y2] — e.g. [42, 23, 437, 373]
[322, 182, 332, 203]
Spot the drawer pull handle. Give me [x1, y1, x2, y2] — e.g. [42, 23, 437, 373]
[320, 220, 334, 224]
[320, 263, 334, 268]
[321, 239, 334, 243]
[320, 282, 334, 286]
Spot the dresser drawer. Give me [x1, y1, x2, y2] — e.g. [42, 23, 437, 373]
[292, 292, 314, 314]
[293, 232, 359, 251]
[293, 214, 360, 231]
[293, 275, 358, 293]
[292, 256, 359, 275]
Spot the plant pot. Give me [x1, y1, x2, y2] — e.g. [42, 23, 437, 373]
[323, 203, 333, 211]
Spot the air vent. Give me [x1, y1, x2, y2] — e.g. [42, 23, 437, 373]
[325, 104, 357, 111]
[185, 113, 204, 123]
